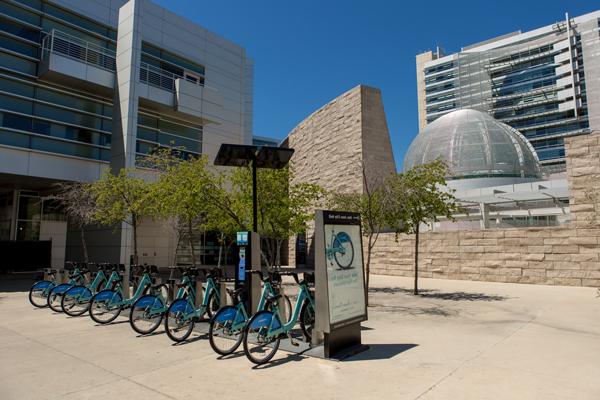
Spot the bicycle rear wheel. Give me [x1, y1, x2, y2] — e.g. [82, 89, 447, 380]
[209, 306, 245, 356]
[62, 285, 93, 317]
[243, 311, 281, 365]
[300, 300, 315, 342]
[89, 290, 122, 324]
[164, 299, 194, 342]
[28, 281, 54, 308]
[266, 294, 292, 324]
[130, 294, 164, 335]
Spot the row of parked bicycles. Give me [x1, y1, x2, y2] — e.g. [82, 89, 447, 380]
[28, 262, 316, 365]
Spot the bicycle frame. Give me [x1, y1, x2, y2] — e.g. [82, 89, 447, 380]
[262, 283, 314, 339]
[105, 273, 154, 309]
[220, 281, 280, 331]
[176, 277, 219, 321]
[138, 274, 197, 317]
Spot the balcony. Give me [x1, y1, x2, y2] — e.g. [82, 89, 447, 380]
[39, 30, 116, 93]
[137, 63, 222, 124]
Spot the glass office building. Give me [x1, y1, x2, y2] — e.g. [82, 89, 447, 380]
[416, 11, 600, 175]
[0, 0, 254, 267]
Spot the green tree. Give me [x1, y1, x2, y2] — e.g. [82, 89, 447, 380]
[152, 154, 215, 267]
[329, 165, 391, 299]
[90, 169, 154, 264]
[215, 166, 323, 267]
[386, 160, 461, 295]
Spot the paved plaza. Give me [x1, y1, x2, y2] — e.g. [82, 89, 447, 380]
[1, 275, 599, 400]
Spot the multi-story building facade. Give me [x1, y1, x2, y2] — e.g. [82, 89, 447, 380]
[416, 11, 600, 174]
[0, 0, 254, 267]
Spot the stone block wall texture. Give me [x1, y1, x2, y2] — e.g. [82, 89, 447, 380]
[286, 85, 396, 266]
[369, 133, 600, 287]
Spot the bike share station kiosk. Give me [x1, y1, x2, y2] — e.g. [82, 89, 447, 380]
[215, 143, 368, 361]
[214, 143, 294, 312]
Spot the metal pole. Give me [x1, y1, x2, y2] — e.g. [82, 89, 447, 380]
[252, 157, 258, 232]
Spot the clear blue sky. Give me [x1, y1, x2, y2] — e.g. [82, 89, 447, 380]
[155, 0, 597, 170]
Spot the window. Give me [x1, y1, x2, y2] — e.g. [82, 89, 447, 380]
[0, 34, 38, 57]
[0, 16, 41, 42]
[0, 50, 36, 75]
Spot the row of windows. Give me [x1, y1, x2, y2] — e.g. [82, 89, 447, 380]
[0, 75, 112, 117]
[0, 111, 111, 147]
[490, 55, 555, 79]
[0, 32, 38, 58]
[0, 15, 40, 43]
[523, 120, 589, 138]
[0, 47, 36, 75]
[426, 92, 455, 105]
[509, 110, 574, 130]
[0, 92, 112, 132]
[532, 137, 564, 149]
[425, 81, 455, 95]
[494, 102, 559, 120]
[494, 65, 556, 87]
[142, 42, 205, 77]
[424, 61, 454, 75]
[8, 0, 116, 41]
[425, 72, 454, 84]
[494, 76, 556, 97]
[137, 126, 201, 154]
[0, 128, 110, 160]
[536, 147, 565, 161]
[490, 44, 554, 66]
[138, 113, 202, 140]
[493, 91, 557, 108]
[427, 102, 456, 114]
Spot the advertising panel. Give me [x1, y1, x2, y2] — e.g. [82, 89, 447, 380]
[322, 211, 367, 328]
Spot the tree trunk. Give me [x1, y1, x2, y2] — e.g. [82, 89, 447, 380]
[80, 226, 89, 263]
[132, 213, 138, 265]
[365, 234, 373, 306]
[217, 232, 224, 268]
[188, 219, 196, 267]
[275, 239, 282, 267]
[414, 225, 419, 295]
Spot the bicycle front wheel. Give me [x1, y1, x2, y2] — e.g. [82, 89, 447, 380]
[165, 299, 194, 342]
[130, 294, 165, 335]
[243, 311, 281, 365]
[47, 284, 71, 313]
[28, 281, 54, 308]
[89, 290, 122, 324]
[62, 285, 93, 317]
[209, 306, 244, 356]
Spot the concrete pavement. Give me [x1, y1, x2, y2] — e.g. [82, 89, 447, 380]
[1, 275, 599, 399]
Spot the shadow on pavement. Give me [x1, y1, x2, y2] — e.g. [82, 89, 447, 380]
[252, 352, 307, 370]
[369, 303, 457, 317]
[369, 286, 508, 302]
[343, 343, 418, 361]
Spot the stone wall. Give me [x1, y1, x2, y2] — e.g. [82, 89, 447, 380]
[370, 133, 600, 287]
[286, 84, 396, 266]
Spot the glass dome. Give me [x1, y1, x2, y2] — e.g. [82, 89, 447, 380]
[404, 109, 541, 181]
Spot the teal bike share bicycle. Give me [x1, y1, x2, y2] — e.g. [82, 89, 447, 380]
[46, 263, 88, 312]
[164, 267, 225, 343]
[29, 268, 61, 308]
[129, 266, 197, 335]
[89, 264, 166, 324]
[242, 272, 315, 365]
[208, 269, 292, 356]
[61, 264, 123, 317]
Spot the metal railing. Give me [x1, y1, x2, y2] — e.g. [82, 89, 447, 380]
[139, 62, 206, 92]
[41, 29, 116, 72]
